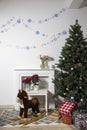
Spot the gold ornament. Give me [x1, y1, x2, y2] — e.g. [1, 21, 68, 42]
[66, 88, 69, 91]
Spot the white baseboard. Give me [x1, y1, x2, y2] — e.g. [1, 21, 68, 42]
[0, 105, 14, 109]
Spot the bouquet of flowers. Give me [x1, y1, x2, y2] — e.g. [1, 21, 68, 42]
[40, 55, 54, 61]
[40, 55, 54, 69]
[22, 74, 40, 86]
[22, 77, 32, 85]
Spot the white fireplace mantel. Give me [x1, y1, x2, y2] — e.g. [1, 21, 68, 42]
[15, 69, 55, 110]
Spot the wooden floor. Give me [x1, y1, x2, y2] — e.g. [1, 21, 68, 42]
[0, 124, 79, 130]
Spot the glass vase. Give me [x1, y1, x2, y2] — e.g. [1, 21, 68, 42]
[40, 60, 48, 69]
[34, 84, 39, 91]
[25, 84, 31, 92]
[40, 61, 45, 69]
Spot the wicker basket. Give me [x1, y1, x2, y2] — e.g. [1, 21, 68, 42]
[62, 115, 73, 125]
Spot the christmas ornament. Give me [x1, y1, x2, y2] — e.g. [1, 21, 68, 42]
[66, 71, 69, 74]
[71, 67, 74, 70]
[66, 88, 69, 91]
[76, 33, 78, 36]
[79, 77, 82, 81]
[80, 98, 83, 102]
[77, 62, 82, 67]
[79, 86, 82, 89]
[63, 93, 66, 95]
[70, 96, 74, 100]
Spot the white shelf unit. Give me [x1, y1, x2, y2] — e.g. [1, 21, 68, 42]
[15, 69, 55, 110]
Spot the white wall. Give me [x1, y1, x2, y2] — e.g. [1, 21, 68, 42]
[0, 0, 87, 106]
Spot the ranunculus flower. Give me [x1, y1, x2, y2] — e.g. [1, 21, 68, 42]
[22, 77, 32, 84]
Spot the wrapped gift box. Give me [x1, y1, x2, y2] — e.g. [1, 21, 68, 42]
[60, 100, 77, 115]
[62, 115, 73, 125]
[73, 111, 87, 130]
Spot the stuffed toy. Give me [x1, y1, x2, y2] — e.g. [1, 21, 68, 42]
[16, 89, 40, 118]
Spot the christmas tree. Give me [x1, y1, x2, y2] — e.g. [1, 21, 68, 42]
[53, 20, 87, 108]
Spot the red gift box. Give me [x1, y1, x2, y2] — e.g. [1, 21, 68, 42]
[60, 100, 77, 115]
